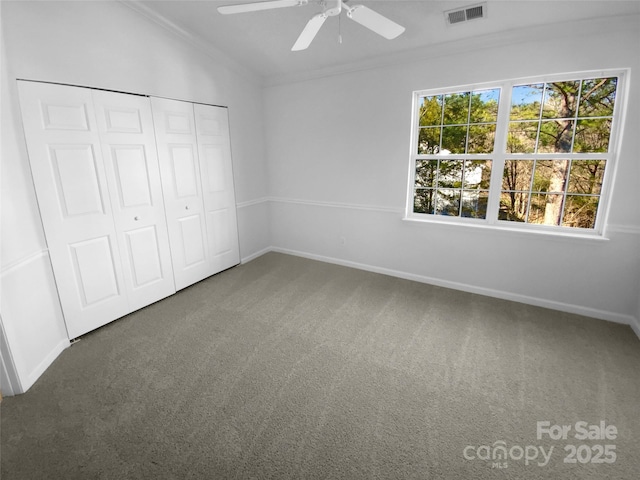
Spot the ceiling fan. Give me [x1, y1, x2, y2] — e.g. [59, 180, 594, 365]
[217, 0, 405, 51]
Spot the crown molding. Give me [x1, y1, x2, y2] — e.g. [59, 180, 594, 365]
[118, 3, 638, 90]
[264, 13, 640, 87]
[121, 1, 264, 86]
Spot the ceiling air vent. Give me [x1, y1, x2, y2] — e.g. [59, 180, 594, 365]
[445, 3, 486, 25]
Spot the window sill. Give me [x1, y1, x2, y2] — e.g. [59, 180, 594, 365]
[402, 216, 611, 242]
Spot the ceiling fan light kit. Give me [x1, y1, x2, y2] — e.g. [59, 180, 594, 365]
[217, 0, 406, 51]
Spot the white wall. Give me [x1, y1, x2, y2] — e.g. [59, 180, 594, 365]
[264, 15, 640, 327]
[0, 0, 270, 393]
[2, 3, 637, 395]
[635, 284, 640, 338]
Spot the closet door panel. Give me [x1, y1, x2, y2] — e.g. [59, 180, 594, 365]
[194, 104, 240, 273]
[17, 81, 129, 338]
[70, 236, 121, 306]
[169, 145, 199, 198]
[178, 215, 207, 265]
[111, 146, 152, 207]
[151, 97, 211, 290]
[92, 90, 176, 309]
[124, 226, 164, 286]
[50, 145, 105, 216]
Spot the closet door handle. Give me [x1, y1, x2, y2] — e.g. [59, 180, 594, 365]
[185, 206, 190, 210]
[134, 216, 140, 221]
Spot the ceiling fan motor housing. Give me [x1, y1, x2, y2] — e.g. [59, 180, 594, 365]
[324, 0, 342, 17]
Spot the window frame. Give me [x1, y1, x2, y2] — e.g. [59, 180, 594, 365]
[405, 69, 629, 238]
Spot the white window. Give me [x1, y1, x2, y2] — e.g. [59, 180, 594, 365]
[406, 70, 626, 235]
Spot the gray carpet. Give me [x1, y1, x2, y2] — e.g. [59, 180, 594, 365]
[2, 252, 639, 479]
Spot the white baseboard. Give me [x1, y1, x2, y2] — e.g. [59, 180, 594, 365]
[269, 246, 639, 331]
[631, 316, 640, 341]
[241, 246, 273, 264]
[236, 246, 640, 340]
[24, 339, 69, 393]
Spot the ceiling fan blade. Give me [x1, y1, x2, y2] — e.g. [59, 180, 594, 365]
[346, 5, 405, 39]
[291, 13, 327, 51]
[218, 0, 307, 15]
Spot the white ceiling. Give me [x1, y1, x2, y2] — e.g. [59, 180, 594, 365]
[131, 0, 640, 82]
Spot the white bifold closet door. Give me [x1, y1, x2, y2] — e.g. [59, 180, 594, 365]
[193, 103, 241, 275]
[18, 81, 175, 338]
[92, 90, 175, 310]
[151, 97, 239, 290]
